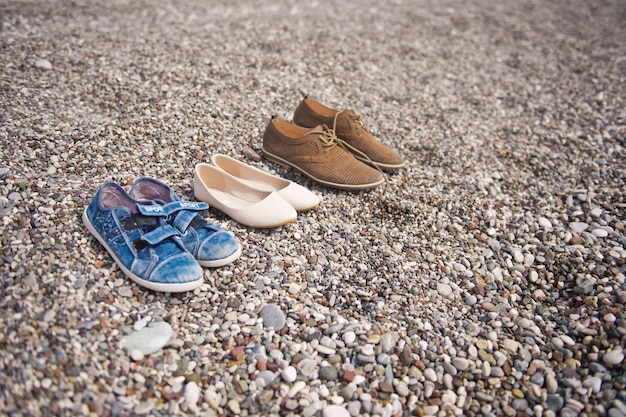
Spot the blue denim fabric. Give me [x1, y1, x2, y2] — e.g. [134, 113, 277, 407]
[83, 182, 203, 292]
[130, 177, 241, 267]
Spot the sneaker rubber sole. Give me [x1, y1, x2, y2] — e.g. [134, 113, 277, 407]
[196, 244, 242, 268]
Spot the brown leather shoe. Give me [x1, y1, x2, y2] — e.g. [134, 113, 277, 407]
[293, 97, 406, 170]
[262, 118, 385, 190]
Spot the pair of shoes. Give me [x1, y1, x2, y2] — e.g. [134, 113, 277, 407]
[83, 178, 241, 292]
[194, 154, 320, 228]
[262, 97, 405, 190]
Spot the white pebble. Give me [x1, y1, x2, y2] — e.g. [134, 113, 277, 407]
[380, 331, 399, 352]
[602, 349, 624, 365]
[323, 404, 350, 417]
[452, 357, 470, 371]
[130, 349, 145, 362]
[592, 228, 608, 238]
[560, 335, 576, 346]
[424, 381, 435, 398]
[441, 391, 457, 405]
[437, 283, 453, 298]
[582, 376, 603, 393]
[184, 382, 200, 406]
[481, 361, 491, 377]
[423, 368, 437, 382]
[316, 345, 336, 355]
[603, 313, 616, 322]
[524, 253, 535, 266]
[569, 222, 589, 234]
[282, 366, 297, 382]
[343, 331, 356, 344]
[352, 375, 366, 385]
[35, 59, 52, 70]
[361, 344, 375, 356]
[538, 217, 553, 229]
[227, 399, 241, 414]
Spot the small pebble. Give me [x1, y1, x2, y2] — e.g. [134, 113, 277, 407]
[282, 366, 297, 382]
[35, 59, 52, 70]
[603, 349, 624, 365]
[323, 405, 350, 417]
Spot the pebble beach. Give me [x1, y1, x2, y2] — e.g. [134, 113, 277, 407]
[1, 0, 625, 416]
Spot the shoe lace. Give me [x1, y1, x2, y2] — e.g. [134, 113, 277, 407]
[318, 125, 339, 148]
[318, 125, 371, 163]
[329, 112, 387, 186]
[333, 110, 366, 135]
[317, 123, 389, 199]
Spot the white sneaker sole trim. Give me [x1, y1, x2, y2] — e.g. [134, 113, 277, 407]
[197, 245, 242, 268]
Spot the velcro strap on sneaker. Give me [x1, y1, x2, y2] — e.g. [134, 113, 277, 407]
[137, 201, 208, 217]
[139, 224, 179, 245]
[171, 210, 198, 234]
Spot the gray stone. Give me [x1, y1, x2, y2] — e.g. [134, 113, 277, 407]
[547, 394, 564, 412]
[256, 370, 276, 388]
[395, 381, 410, 397]
[377, 353, 391, 365]
[339, 383, 357, 400]
[452, 357, 470, 371]
[259, 304, 286, 330]
[319, 366, 338, 381]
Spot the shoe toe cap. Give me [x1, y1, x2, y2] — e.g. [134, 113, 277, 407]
[278, 183, 320, 211]
[231, 193, 297, 228]
[150, 252, 203, 284]
[197, 231, 241, 262]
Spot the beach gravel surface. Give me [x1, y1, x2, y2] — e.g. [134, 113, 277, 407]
[1, 0, 625, 416]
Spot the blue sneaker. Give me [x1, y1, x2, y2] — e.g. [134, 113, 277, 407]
[129, 177, 242, 267]
[83, 182, 204, 292]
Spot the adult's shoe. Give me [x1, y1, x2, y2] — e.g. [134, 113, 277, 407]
[262, 117, 385, 190]
[293, 96, 405, 170]
[212, 154, 320, 212]
[193, 163, 297, 228]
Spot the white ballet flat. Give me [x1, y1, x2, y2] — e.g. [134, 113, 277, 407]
[211, 154, 320, 212]
[193, 163, 297, 228]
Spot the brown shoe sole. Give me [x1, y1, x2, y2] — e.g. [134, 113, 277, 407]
[353, 154, 406, 170]
[262, 147, 384, 191]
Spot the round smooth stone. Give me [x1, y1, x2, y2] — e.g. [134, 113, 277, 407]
[323, 404, 350, 417]
[602, 349, 624, 365]
[282, 366, 297, 382]
[259, 304, 286, 330]
[343, 331, 356, 344]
